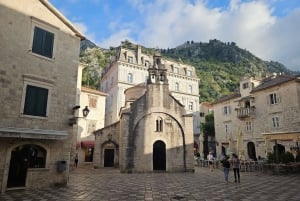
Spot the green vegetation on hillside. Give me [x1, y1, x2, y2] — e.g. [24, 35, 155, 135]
[159, 39, 295, 102]
[79, 47, 116, 89]
[80, 39, 296, 102]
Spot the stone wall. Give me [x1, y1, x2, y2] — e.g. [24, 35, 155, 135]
[0, 0, 82, 193]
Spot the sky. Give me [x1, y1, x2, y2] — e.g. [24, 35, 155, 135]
[49, 0, 300, 71]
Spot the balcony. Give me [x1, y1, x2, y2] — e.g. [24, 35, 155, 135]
[236, 107, 255, 118]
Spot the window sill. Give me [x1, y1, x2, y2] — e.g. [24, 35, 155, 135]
[28, 51, 55, 62]
[20, 113, 48, 120]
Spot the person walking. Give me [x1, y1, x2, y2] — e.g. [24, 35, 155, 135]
[232, 153, 240, 183]
[208, 152, 214, 171]
[74, 153, 79, 167]
[221, 156, 230, 183]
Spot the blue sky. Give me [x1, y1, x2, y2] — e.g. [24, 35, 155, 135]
[49, 0, 300, 71]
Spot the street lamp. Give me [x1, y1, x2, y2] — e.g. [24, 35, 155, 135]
[82, 106, 90, 117]
[69, 105, 90, 126]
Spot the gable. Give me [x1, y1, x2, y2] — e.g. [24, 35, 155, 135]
[0, 0, 84, 39]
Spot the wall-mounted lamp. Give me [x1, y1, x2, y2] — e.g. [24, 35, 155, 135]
[82, 106, 90, 117]
[69, 105, 90, 126]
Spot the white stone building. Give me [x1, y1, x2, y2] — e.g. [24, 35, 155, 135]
[100, 44, 200, 138]
[94, 54, 194, 172]
[214, 74, 300, 160]
[0, 0, 84, 193]
[73, 86, 107, 165]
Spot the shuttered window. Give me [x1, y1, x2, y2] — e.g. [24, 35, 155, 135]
[32, 27, 54, 58]
[267, 92, 280, 105]
[223, 106, 231, 115]
[24, 85, 48, 116]
[156, 117, 163, 132]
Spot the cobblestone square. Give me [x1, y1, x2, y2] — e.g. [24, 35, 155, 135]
[0, 166, 299, 201]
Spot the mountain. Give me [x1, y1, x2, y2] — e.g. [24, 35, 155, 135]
[80, 39, 97, 54]
[80, 39, 297, 102]
[159, 39, 296, 102]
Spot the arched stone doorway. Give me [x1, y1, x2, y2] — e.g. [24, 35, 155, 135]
[221, 146, 226, 156]
[104, 149, 114, 167]
[7, 144, 46, 188]
[247, 142, 257, 160]
[101, 140, 119, 168]
[273, 144, 285, 155]
[153, 141, 166, 171]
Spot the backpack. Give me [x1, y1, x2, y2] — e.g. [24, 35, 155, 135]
[222, 159, 230, 168]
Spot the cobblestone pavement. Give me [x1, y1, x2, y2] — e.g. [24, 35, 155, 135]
[0, 165, 299, 201]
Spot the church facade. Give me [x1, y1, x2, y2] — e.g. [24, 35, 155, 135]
[94, 54, 194, 172]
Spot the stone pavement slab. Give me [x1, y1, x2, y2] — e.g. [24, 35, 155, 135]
[0, 166, 299, 201]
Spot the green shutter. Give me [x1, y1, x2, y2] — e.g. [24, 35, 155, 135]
[24, 85, 48, 116]
[32, 27, 44, 55]
[32, 27, 54, 58]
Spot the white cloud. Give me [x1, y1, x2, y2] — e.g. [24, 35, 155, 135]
[98, 29, 136, 48]
[73, 22, 99, 44]
[94, 0, 300, 70]
[265, 8, 300, 70]
[73, 22, 88, 35]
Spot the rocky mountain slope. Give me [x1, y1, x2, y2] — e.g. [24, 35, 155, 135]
[80, 39, 298, 102]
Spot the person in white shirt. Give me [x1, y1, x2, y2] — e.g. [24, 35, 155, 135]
[208, 152, 214, 171]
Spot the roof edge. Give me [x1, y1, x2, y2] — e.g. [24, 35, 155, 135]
[39, 0, 85, 40]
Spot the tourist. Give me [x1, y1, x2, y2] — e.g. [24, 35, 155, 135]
[221, 156, 230, 183]
[74, 153, 79, 167]
[232, 153, 240, 183]
[208, 152, 214, 171]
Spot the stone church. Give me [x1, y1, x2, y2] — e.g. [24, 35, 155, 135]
[93, 53, 194, 172]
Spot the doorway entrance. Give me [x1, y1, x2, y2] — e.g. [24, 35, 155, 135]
[247, 142, 257, 160]
[153, 141, 166, 171]
[7, 144, 46, 188]
[104, 149, 114, 167]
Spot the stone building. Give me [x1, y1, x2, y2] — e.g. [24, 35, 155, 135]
[94, 54, 195, 172]
[100, 43, 200, 139]
[213, 74, 300, 159]
[0, 0, 84, 193]
[74, 86, 107, 165]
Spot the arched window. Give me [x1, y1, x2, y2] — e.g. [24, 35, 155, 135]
[174, 82, 179, 91]
[156, 117, 163, 132]
[127, 73, 133, 83]
[188, 85, 192, 93]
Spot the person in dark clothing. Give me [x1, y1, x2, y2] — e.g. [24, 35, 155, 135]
[221, 156, 230, 183]
[74, 153, 78, 167]
[232, 153, 240, 183]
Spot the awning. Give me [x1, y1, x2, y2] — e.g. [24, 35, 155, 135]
[81, 141, 95, 148]
[262, 131, 300, 141]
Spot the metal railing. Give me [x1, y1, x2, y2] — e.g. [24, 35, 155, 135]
[195, 158, 265, 172]
[236, 107, 255, 118]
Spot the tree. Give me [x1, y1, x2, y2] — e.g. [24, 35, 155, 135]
[200, 113, 215, 157]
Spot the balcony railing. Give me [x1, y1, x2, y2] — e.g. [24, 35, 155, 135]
[236, 107, 255, 118]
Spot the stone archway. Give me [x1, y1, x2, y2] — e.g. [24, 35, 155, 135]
[153, 140, 166, 171]
[101, 140, 119, 168]
[104, 149, 114, 167]
[273, 143, 285, 155]
[7, 144, 46, 188]
[247, 142, 257, 160]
